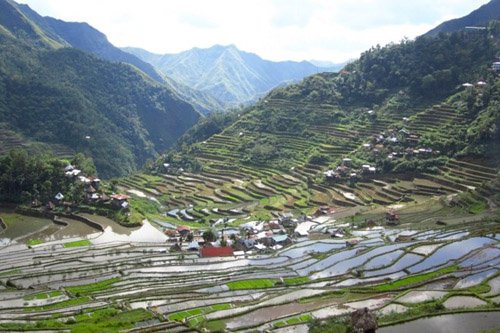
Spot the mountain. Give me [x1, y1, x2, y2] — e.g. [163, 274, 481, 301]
[424, 0, 500, 37]
[168, 22, 500, 174]
[14, 2, 165, 83]
[124, 44, 334, 108]
[0, 0, 200, 178]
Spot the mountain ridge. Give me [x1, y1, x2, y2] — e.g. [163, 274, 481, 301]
[16, 2, 165, 83]
[0, 0, 200, 177]
[124, 44, 337, 108]
[424, 0, 500, 37]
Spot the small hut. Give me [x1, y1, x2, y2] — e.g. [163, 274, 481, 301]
[351, 307, 378, 333]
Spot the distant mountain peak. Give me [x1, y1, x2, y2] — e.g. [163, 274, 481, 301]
[126, 44, 339, 110]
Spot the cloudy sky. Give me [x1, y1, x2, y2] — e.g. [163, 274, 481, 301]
[17, 0, 490, 63]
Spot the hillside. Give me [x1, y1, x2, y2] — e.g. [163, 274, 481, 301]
[112, 22, 500, 228]
[0, 0, 200, 178]
[124, 44, 333, 108]
[424, 0, 500, 37]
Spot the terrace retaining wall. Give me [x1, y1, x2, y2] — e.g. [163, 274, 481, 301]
[15, 207, 104, 232]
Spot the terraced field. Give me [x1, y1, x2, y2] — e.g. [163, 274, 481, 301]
[0, 218, 498, 332]
[115, 100, 498, 228]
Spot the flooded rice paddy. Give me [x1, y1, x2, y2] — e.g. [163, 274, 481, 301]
[0, 212, 498, 332]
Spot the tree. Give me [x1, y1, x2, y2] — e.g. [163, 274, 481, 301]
[202, 229, 218, 243]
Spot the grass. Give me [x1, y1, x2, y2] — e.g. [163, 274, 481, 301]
[63, 239, 92, 248]
[26, 239, 44, 246]
[23, 290, 62, 301]
[371, 265, 458, 292]
[284, 276, 310, 285]
[24, 296, 91, 312]
[203, 319, 226, 332]
[226, 278, 276, 290]
[65, 277, 120, 296]
[2, 307, 154, 333]
[274, 314, 313, 328]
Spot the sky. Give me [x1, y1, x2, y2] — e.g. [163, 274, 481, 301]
[16, 0, 491, 63]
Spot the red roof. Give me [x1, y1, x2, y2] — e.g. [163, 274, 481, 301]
[200, 246, 234, 257]
[111, 194, 130, 201]
[177, 225, 191, 232]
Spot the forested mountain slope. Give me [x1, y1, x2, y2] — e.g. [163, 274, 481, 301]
[171, 24, 500, 171]
[0, 0, 200, 178]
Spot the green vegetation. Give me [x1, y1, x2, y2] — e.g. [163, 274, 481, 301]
[23, 290, 62, 300]
[0, 150, 95, 204]
[226, 277, 310, 290]
[1, 307, 153, 333]
[65, 277, 120, 296]
[26, 239, 44, 246]
[283, 276, 310, 285]
[274, 314, 312, 328]
[0, 0, 200, 178]
[226, 278, 276, 290]
[309, 318, 350, 333]
[63, 239, 92, 248]
[371, 265, 458, 291]
[24, 296, 91, 312]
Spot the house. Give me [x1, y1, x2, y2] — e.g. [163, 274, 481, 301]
[54, 192, 64, 203]
[65, 169, 81, 177]
[462, 82, 474, 88]
[187, 241, 200, 251]
[176, 225, 191, 238]
[89, 177, 101, 190]
[272, 234, 291, 246]
[278, 212, 293, 224]
[199, 246, 234, 257]
[385, 210, 400, 224]
[346, 239, 360, 247]
[64, 164, 75, 172]
[491, 62, 500, 72]
[342, 158, 352, 167]
[110, 194, 130, 209]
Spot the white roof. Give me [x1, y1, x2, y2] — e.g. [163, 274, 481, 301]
[55, 192, 64, 200]
[78, 176, 91, 183]
[295, 221, 317, 236]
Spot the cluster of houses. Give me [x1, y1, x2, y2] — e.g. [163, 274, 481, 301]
[32, 164, 131, 212]
[323, 158, 376, 182]
[162, 210, 355, 257]
[161, 205, 404, 257]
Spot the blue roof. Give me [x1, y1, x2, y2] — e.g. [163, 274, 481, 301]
[272, 235, 288, 243]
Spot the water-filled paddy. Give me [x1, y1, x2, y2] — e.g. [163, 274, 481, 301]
[378, 312, 500, 333]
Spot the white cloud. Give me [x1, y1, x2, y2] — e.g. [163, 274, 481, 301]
[16, 0, 491, 62]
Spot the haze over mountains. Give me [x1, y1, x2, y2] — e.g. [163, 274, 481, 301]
[124, 45, 341, 111]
